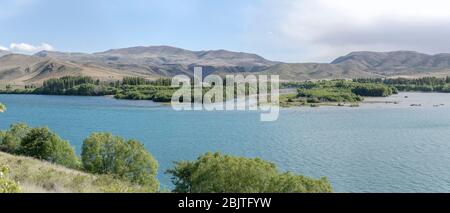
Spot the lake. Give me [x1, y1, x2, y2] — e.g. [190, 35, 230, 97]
[1, 93, 450, 192]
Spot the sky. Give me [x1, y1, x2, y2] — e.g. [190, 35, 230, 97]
[1, 0, 450, 62]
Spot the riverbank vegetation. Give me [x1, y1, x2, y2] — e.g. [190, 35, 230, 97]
[0, 123, 333, 193]
[0, 76, 176, 102]
[16, 76, 395, 107]
[0, 76, 272, 103]
[280, 80, 396, 107]
[7, 75, 446, 108]
[2, 76, 450, 102]
[354, 76, 450, 93]
[280, 76, 450, 107]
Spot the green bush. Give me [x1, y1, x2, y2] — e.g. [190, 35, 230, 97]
[0, 166, 20, 193]
[351, 84, 393, 97]
[17, 127, 80, 169]
[152, 90, 174, 102]
[355, 77, 450, 93]
[114, 85, 177, 102]
[298, 88, 362, 103]
[0, 123, 31, 153]
[81, 133, 159, 191]
[167, 152, 333, 193]
[306, 97, 320, 103]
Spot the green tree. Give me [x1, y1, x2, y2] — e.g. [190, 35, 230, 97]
[18, 127, 80, 169]
[81, 133, 159, 191]
[167, 152, 333, 193]
[0, 123, 31, 153]
[351, 84, 393, 97]
[267, 173, 332, 193]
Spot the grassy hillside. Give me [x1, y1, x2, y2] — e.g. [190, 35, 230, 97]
[0, 151, 151, 193]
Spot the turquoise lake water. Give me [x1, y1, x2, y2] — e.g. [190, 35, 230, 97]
[1, 93, 450, 192]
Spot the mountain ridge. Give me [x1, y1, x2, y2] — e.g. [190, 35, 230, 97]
[0, 50, 11, 57]
[2, 46, 450, 86]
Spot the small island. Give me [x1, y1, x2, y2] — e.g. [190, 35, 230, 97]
[280, 76, 450, 107]
[280, 80, 396, 107]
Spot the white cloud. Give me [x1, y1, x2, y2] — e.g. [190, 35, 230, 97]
[0, 46, 8, 51]
[6, 42, 55, 54]
[245, 0, 450, 62]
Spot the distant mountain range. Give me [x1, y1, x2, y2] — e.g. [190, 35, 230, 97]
[1, 46, 450, 86]
[0, 50, 11, 57]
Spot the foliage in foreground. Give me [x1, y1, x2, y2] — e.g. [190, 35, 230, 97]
[82, 133, 159, 191]
[1, 124, 160, 192]
[0, 166, 21, 193]
[1, 122, 333, 193]
[0, 152, 151, 193]
[167, 152, 333, 193]
[0, 124, 80, 169]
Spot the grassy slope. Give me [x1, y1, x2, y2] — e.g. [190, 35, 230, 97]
[0, 151, 152, 193]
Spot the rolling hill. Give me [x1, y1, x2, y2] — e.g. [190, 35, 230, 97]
[2, 46, 450, 86]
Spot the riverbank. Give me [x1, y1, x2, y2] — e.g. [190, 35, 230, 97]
[362, 92, 450, 108]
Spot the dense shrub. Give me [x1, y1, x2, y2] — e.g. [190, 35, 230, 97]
[354, 77, 450, 93]
[152, 90, 174, 102]
[65, 84, 117, 96]
[287, 80, 400, 104]
[298, 88, 362, 102]
[81, 133, 159, 191]
[114, 85, 177, 102]
[351, 84, 393, 97]
[0, 123, 31, 153]
[306, 97, 320, 103]
[17, 127, 80, 169]
[167, 152, 333, 193]
[115, 90, 150, 100]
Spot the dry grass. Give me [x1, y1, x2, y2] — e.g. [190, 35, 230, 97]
[0, 151, 154, 193]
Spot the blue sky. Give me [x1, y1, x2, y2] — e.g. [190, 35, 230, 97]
[1, 0, 450, 62]
[0, 0, 277, 58]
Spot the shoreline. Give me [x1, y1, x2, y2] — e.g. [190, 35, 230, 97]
[1, 92, 450, 109]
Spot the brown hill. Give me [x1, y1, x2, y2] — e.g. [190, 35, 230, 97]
[2, 46, 450, 86]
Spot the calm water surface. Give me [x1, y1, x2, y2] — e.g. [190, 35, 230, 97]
[1, 93, 450, 192]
